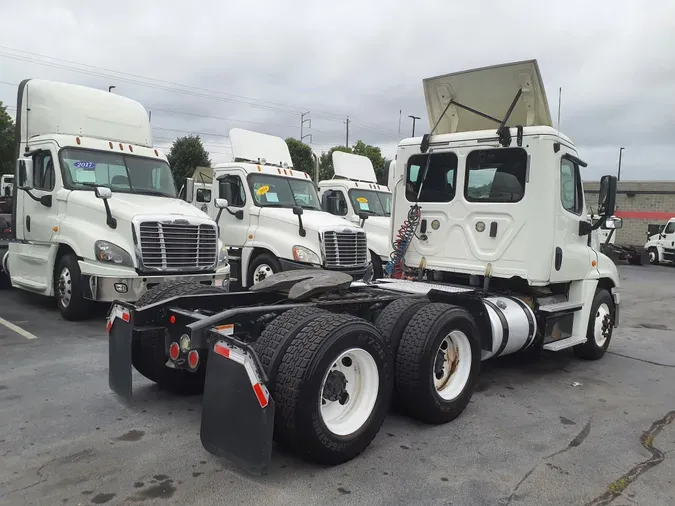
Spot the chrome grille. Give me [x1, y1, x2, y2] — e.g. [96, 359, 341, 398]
[322, 230, 368, 268]
[139, 221, 217, 271]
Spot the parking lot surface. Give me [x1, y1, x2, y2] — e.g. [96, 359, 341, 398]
[0, 265, 674, 506]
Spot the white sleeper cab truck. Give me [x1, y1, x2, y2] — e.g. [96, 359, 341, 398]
[318, 151, 392, 278]
[184, 128, 368, 288]
[645, 217, 675, 265]
[8, 79, 230, 320]
[107, 60, 621, 474]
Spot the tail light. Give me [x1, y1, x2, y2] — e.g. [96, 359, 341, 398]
[169, 342, 180, 361]
[187, 350, 199, 369]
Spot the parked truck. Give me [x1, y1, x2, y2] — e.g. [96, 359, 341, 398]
[183, 128, 369, 288]
[644, 217, 675, 265]
[318, 151, 392, 278]
[4, 79, 230, 320]
[108, 59, 620, 474]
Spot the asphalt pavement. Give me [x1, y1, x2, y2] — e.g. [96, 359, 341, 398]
[0, 266, 674, 505]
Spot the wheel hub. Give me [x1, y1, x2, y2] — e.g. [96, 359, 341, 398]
[433, 330, 472, 401]
[253, 264, 273, 284]
[58, 267, 72, 307]
[323, 370, 348, 403]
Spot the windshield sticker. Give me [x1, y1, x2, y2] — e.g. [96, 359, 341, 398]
[256, 185, 270, 196]
[359, 202, 370, 211]
[74, 161, 96, 170]
[356, 197, 368, 203]
[266, 192, 279, 203]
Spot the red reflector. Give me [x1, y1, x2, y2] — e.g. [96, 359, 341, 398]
[169, 315, 176, 324]
[188, 350, 199, 369]
[106, 320, 113, 333]
[121, 311, 130, 322]
[213, 342, 230, 358]
[253, 383, 269, 408]
[169, 342, 180, 361]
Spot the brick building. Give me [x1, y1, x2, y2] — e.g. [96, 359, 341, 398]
[584, 181, 675, 246]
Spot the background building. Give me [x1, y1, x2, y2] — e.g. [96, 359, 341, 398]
[584, 181, 675, 245]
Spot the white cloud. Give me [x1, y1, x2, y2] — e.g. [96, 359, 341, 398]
[1, 0, 674, 178]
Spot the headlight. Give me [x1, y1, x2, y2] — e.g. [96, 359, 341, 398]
[94, 240, 134, 267]
[292, 245, 321, 264]
[217, 240, 229, 267]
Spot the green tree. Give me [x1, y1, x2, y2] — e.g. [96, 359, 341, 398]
[0, 101, 16, 175]
[167, 135, 211, 189]
[285, 138, 314, 176]
[318, 145, 352, 181]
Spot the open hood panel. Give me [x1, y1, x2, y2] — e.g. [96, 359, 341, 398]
[332, 151, 377, 182]
[230, 128, 293, 167]
[423, 59, 552, 135]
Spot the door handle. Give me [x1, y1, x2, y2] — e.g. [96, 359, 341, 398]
[26, 215, 30, 232]
[489, 222, 498, 238]
[555, 247, 563, 271]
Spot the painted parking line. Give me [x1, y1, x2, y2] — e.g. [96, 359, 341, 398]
[0, 315, 38, 339]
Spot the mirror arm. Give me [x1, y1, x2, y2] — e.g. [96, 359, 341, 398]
[102, 199, 117, 229]
[215, 208, 224, 223]
[224, 207, 243, 220]
[297, 215, 306, 237]
[22, 189, 42, 203]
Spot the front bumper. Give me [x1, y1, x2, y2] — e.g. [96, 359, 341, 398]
[82, 265, 230, 302]
[278, 258, 367, 280]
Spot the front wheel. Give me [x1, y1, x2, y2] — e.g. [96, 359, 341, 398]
[574, 288, 615, 360]
[247, 253, 281, 287]
[55, 253, 92, 321]
[648, 247, 659, 265]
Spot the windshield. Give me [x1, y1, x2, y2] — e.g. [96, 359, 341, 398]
[60, 148, 177, 198]
[347, 189, 391, 217]
[248, 174, 321, 210]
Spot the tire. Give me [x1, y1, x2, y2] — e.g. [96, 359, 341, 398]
[274, 313, 393, 465]
[55, 253, 92, 321]
[648, 247, 659, 265]
[132, 282, 225, 395]
[247, 253, 282, 287]
[395, 302, 481, 424]
[370, 251, 383, 280]
[574, 289, 615, 360]
[251, 307, 328, 389]
[374, 297, 430, 358]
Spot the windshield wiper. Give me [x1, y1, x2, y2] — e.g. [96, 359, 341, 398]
[134, 189, 173, 198]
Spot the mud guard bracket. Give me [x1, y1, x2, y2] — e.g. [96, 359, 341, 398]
[200, 339, 275, 475]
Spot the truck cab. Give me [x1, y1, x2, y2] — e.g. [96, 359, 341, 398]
[184, 129, 369, 288]
[645, 217, 675, 264]
[318, 151, 392, 277]
[8, 79, 230, 320]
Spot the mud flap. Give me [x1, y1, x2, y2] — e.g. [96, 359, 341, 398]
[200, 339, 275, 475]
[107, 304, 133, 399]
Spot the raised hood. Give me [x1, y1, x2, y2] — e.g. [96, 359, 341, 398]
[260, 207, 362, 231]
[423, 59, 552, 135]
[67, 191, 210, 223]
[332, 151, 377, 183]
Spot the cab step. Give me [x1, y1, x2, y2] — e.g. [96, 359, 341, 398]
[543, 335, 587, 351]
[538, 301, 583, 314]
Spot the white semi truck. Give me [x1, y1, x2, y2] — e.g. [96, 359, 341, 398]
[645, 218, 675, 265]
[108, 59, 620, 473]
[182, 128, 369, 288]
[318, 151, 392, 277]
[5, 79, 230, 320]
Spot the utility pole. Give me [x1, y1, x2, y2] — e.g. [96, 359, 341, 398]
[617, 147, 625, 181]
[108, 85, 116, 93]
[408, 115, 421, 137]
[345, 116, 350, 147]
[300, 111, 311, 143]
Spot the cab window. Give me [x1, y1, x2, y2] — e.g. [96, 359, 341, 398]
[33, 151, 56, 191]
[465, 148, 527, 203]
[664, 222, 675, 234]
[218, 175, 246, 207]
[405, 152, 457, 202]
[560, 157, 583, 215]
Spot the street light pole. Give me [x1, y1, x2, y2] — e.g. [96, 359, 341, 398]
[617, 147, 625, 181]
[408, 115, 421, 137]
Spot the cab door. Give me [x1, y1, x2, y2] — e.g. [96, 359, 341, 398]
[214, 170, 251, 247]
[548, 153, 593, 282]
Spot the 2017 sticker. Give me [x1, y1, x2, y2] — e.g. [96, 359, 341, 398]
[356, 197, 368, 203]
[256, 185, 270, 196]
[74, 161, 96, 170]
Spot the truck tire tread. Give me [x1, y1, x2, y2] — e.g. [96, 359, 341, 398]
[374, 296, 430, 357]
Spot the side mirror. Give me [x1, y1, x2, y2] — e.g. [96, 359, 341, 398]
[358, 211, 369, 228]
[292, 206, 306, 237]
[598, 175, 617, 217]
[603, 216, 623, 230]
[293, 206, 303, 216]
[95, 186, 112, 199]
[185, 177, 195, 203]
[17, 158, 34, 190]
[214, 198, 229, 209]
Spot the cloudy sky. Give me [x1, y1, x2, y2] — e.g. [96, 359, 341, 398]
[1, 0, 674, 181]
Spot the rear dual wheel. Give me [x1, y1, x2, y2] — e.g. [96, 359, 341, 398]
[256, 311, 392, 465]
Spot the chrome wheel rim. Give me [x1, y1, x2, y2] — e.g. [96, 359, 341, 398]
[58, 267, 72, 308]
[253, 264, 274, 284]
